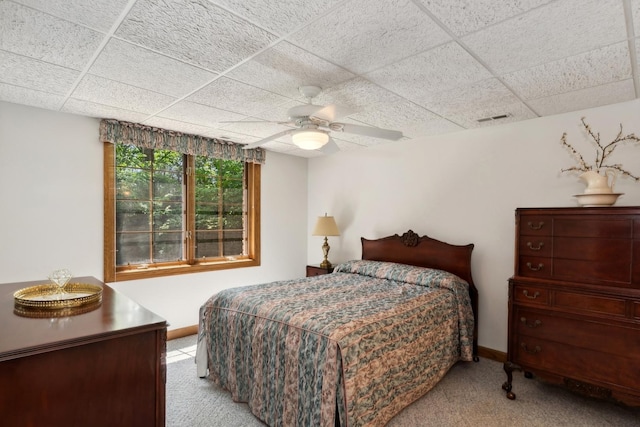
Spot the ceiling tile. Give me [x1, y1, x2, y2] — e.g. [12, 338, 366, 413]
[61, 98, 149, 123]
[225, 41, 355, 99]
[315, 78, 404, 114]
[188, 77, 291, 116]
[348, 100, 439, 138]
[210, 0, 345, 36]
[140, 116, 221, 137]
[287, 0, 451, 74]
[0, 1, 104, 70]
[89, 39, 217, 98]
[219, 120, 294, 138]
[0, 83, 65, 110]
[0, 50, 79, 94]
[400, 117, 464, 137]
[12, 0, 131, 32]
[71, 75, 176, 114]
[252, 99, 301, 122]
[365, 42, 493, 103]
[528, 79, 636, 116]
[448, 101, 538, 129]
[425, 78, 525, 118]
[417, 0, 554, 36]
[462, 0, 628, 74]
[504, 42, 631, 100]
[157, 100, 246, 128]
[114, 0, 278, 73]
[633, 0, 640, 29]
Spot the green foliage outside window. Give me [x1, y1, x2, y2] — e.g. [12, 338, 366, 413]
[115, 143, 245, 267]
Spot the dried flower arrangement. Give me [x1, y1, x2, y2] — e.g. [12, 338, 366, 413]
[560, 117, 640, 181]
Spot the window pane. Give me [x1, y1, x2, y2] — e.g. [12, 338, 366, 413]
[223, 213, 243, 229]
[223, 230, 244, 256]
[195, 231, 220, 258]
[116, 144, 151, 169]
[152, 201, 183, 231]
[223, 186, 243, 203]
[152, 149, 183, 173]
[116, 232, 151, 266]
[153, 171, 182, 202]
[117, 201, 151, 232]
[117, 168, 150, 200]
[153, 231, 183, 262]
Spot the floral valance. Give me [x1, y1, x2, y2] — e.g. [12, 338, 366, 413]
[99, 119, 265, 164]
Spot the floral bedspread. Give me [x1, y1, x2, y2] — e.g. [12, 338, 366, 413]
[198, 260, 474, 427]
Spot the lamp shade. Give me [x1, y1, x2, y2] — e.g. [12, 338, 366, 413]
[292, 129, 329, 150]
[312, 214, 340, 236]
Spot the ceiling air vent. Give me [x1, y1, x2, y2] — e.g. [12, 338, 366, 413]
[477, 114, 510, 123]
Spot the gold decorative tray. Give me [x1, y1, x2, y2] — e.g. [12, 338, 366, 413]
[14, 283, 103, 311]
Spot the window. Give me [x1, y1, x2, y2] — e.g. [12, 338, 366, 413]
[102, 121, 262, 282]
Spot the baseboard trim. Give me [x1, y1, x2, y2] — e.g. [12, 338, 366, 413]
[167, 325, 198, 340]
[478, 346, 507, 363]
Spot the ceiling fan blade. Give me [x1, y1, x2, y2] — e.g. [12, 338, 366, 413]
[311, 104, 357, 122]
[331, 122, 403, 140]
[319, 138, 340, 155]
[243, 129, 294, 149]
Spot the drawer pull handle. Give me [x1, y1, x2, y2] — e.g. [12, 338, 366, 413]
[520, 343, 541, 354]
[526, 262, 544, 271]
[520, 317, 542, 328]
[527, 242, 544, 251]
[527, 221, 545, 230]
[522, 290, 540, 299]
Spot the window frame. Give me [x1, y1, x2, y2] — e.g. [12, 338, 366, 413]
[103, 142, 261, 282]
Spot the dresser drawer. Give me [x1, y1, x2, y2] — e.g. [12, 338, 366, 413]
[518, 215, 551, 236]
[518, 256, 552, 278]
[518, 237, 552, 257]
[513, 336, 640, 391]
[554, 290, 627, 318]
[512, 283, 549, 305]
[553, 217, 633, 239]
[515, 308, 640, 355]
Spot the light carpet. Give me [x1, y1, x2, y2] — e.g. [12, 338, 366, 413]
[166, 335, 640, 426]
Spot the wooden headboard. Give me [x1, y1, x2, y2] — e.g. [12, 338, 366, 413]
[361, 230, 479, 360]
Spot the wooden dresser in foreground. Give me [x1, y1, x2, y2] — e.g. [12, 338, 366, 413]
[503, 207, 640, 406]
[0, 276, 167, 426]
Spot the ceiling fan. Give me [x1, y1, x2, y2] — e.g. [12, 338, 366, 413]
[232, 86, 403, 153]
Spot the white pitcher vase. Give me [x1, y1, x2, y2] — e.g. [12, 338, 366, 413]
[579, 170, 616, 194]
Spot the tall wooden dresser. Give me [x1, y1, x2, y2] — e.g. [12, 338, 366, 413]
[0, 276, 167, 426]
[503, 207, 640, 406]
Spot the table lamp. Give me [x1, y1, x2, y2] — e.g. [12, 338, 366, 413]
[312, 214, 340, 269]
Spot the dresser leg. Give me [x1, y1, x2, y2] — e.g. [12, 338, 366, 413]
[502, 361, 522, 400]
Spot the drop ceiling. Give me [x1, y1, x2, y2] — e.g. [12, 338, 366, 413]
[1, 0, 638, 157]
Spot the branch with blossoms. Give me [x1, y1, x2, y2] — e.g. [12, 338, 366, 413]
[560, 117, 640, 181]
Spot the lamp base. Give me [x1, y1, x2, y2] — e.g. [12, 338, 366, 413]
[320, 237, 332, 270]
[319, 259, 332, 269]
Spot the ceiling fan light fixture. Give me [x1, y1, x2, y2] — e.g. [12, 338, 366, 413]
[292, 130, 329, 150]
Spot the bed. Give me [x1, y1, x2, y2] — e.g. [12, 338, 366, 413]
[196, 230, 478, 427]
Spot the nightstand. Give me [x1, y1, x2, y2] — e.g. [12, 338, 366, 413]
[306, 264, 334, 277]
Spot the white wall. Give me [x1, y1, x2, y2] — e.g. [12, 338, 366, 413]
[0, 101, 308, 330]
[307, 99, 640, 353]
